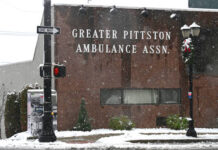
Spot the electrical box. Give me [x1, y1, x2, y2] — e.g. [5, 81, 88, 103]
[27, 89, 57, 137]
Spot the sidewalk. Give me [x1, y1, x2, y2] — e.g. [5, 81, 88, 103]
[58, 132, 218, 144]
[0, 128, 218, 150]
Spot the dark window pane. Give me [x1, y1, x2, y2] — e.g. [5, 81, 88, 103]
[100, 89, 122, 104]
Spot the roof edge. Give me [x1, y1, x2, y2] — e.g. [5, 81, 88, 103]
[53, 4, 218, 13]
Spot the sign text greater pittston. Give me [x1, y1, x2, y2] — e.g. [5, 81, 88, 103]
[72, 28, 171, 54]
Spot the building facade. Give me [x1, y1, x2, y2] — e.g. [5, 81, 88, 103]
[54, 5, 218, 130]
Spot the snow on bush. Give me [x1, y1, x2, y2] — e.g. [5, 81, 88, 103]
[109, 115, 135, 130]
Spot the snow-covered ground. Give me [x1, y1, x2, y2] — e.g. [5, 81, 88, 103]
[0, 128, 218, 149]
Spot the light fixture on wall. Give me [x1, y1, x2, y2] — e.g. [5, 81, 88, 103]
[79, 5, 87, 15]
[110, 5, 118, 15]
[140, 8, 148, 17]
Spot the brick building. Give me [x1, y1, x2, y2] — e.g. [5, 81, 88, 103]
[53, 5, 218, 130]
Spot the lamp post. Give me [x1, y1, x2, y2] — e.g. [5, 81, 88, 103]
[181, 22, 200, 137]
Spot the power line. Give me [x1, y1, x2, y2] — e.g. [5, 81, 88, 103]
[1, 0, 42, 14]
[0, 31, 36, 36]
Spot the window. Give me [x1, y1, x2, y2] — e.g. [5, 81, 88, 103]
[159, 89, 180, 104]
[100, 89, 122, 104]
[100, 88, 180, 105]
[123, 89, 158, 104]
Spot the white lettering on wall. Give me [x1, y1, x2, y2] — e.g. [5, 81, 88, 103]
[75, 44, 138, 54]
[72, 29, 118, 39]
[72, 28, 172, 54]
[142, 45, 169, 54]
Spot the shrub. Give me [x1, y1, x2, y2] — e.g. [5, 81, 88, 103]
[73, 98, 92, 131]
[166, 114, 188, 130]
[5, 92, 21, 138]
[109, 115, 135, 130]
[20, 86, 33, 131]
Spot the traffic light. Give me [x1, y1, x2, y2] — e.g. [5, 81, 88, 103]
[53, 65, 66, 77]
[40, 66, 44, 77]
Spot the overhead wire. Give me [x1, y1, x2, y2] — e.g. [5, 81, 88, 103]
[0, 31, 36, 36]
[0, 0, 41, 36]
[1, 0, 42, 14]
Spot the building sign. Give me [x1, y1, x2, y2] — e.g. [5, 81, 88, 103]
[72, 28, 171, 55]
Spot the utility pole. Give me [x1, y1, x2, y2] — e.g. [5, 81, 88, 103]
[39, 0, 56, 142]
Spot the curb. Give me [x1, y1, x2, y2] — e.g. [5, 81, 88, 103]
[129, 138, 218, 144]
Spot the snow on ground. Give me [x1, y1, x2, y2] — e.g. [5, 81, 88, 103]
[0, 128, 218, 149]
[55, 128, 218, 137]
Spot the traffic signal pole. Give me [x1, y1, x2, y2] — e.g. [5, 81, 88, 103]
[39, 0, 57, 142]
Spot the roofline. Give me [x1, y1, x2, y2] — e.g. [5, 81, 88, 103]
[0, 60, 33, 67]
[53, 4, 218, 13]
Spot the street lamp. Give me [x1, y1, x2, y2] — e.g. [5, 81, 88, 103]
[181, 22, 200, 138]
[190, 22, 201, 37]
[181, 24, 190, 39]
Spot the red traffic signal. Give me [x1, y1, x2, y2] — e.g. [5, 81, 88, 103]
[53, 65, 66, 77]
